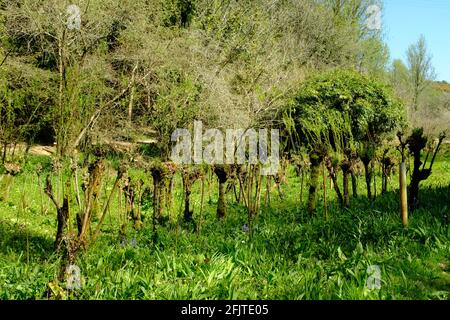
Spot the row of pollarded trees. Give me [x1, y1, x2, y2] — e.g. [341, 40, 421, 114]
[37, 68, 445, 296]
[277, 69, 446, 223]
[48, 69, 446, 263]
[141, 65, 446, 234]
[27, 67, 448, 250]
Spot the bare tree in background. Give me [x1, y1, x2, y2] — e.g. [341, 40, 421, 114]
[407, 35, 436, 111]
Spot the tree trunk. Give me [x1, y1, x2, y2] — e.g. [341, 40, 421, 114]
[307, 152, 322, 216]
[214, 165, 228, 219]
[166, 176, 174, 223]
[341, 161, 351, 208]
[400, 162, 408, 227]
[326, 165, 343, 206]
[351, 170, 358, 198]
[409, 151, 424, 210]
[408, 154, 431, 211]
[363, 160, 372, 199]
[55, 198, 69, 251]
[151, 170, 164, 222]
[381, 170, 388, 195]
[217, 181, 226, 218]
[183, 182, 192, 222]
[197, 175, 205, 236]
[343, 171, 350, 208]
[2, 142, 7, 164]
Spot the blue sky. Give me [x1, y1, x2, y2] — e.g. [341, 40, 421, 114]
[383, 0, 450, 82]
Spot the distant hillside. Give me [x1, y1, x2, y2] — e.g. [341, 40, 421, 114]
[433, 81, 450, 93]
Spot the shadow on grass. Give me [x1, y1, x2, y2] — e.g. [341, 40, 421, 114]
[249, 183, 450, 262]
[346, 184, 450, 220]
[0, 218, 54, 261]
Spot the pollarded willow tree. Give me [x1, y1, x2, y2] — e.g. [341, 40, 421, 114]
[280, 69, 405, 215]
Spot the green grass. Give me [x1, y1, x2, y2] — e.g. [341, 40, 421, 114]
[0, 153, 449, 300]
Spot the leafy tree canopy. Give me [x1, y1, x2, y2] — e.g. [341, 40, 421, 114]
[281, 69, 406, 154]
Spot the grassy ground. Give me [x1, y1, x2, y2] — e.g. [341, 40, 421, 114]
[0, 152, 449, 300]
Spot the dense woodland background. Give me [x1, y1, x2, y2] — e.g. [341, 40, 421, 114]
[0, 0, 449, 300]
[1, 0, 448, 154]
